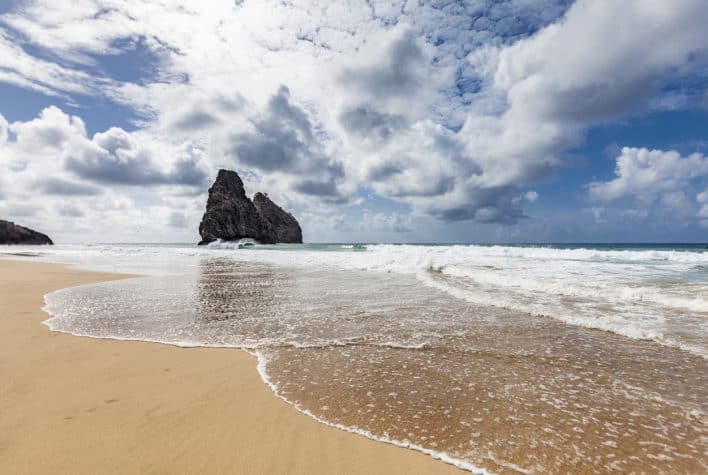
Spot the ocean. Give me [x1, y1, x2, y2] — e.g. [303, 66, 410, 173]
[3, 242, 707, 473]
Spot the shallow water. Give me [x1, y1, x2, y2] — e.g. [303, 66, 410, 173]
[39, 253, 707, 474]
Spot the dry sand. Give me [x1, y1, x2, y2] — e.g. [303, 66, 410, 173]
[0, 259, 462, 474]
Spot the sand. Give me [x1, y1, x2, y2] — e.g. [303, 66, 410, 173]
[0, 259, 462, 474]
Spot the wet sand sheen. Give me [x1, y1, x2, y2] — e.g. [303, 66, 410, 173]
[266, 340, 706, 473]
[0, 259, 463, 474]
[42, 258, 708, 473]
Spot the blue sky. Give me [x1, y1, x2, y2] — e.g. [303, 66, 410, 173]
[0, 0, 706, 243]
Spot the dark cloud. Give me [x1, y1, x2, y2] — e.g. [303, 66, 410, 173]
[169, 95, 243, 131]
[39, 178, 102, 196]
[294, 179, 350, 204]
[295, 179, 339, 197]
[170, 155, 209, 187]
[341, 30, 426, 98]
[537, 76, 660, 123]
[229, 86, 314, 172]
[431, 186, 530, 224]
[365, 162, 404, 181]
[65, 128, 207, 186]
[266, 86, 314, 140]
[66, 151, 196, 185]
[339, 106, 407, 141]
[57, 203, 84, 217]
[234, 139, 294, 171]
[229, 86, 350, 202]
[361, 123, 477, 202]
[171, 109, 219, 131]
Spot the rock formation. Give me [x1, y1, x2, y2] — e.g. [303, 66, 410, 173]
[253, 192, 303, 244]
[0, 219, 53, 245]
[198, 169, 302, 245]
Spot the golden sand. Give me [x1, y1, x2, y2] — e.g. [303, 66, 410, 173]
[0, 259, 462, 474]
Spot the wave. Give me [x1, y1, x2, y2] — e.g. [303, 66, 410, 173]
[418, 270, 707, 358]
[253, 350, 494, 475]
[27, 242, 708, 358]
[208, 243, 707, 310]
[194, 244, 706, 357]
[206, 238, 259, 249]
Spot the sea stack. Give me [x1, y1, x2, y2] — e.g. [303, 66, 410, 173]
[198, 169, 302, 245]
[253, 192, 303, 244]
[0, 219, 53, 245]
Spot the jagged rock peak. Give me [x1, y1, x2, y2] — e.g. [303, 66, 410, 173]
[211, 169, 247, 200]
[198, 169, 302, 245]
[0, 219, 53, 245]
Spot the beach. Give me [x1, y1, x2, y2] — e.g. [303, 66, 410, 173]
[2, 0, 706, 472]
[0, 258, 462, 474]
[1, 243, 706, 474]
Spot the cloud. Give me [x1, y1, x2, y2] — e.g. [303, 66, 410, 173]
[588, 207, 605, 224]
[360, 211, 413, 233]
[588, 147, 708, 202]
[229, 86, 313, 172]
[697, 190, 708, 227]
[294, 179, 339, 198]
[458, 0, 708, 188]
[331, 0, 708, 225]
[227, 86, 350, 202]
[0, 202, 42, 218]
[0, 0, 707, 240]
[56, 203, 85, 217]
[0, 112, 7, 143]
[164, 93, 244, 132]
[170, 110, 219, 132]
[39, 178, 102, 196]
[428, 185, 534, 224]
[0, 28, 112, 97]
[9, 105, 88, 152]
[66, 128, 208, 187]
[2, 107, 208, 188]
[168, 211, 187, 228]
[588, 147, 708, 227]
[340, 25, 441, 106]
[0, 107, 211, 241]
[338, 106, 407, 143]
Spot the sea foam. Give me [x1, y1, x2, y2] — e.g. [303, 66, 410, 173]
[28, 243, 707, 473]
[15, 242, 708, 358]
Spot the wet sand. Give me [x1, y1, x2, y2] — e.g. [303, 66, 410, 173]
[0, 259, 462, 474]
[31, 257, 708, 473]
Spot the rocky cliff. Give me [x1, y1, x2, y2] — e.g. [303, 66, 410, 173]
[253, 192, 302, 244]
[198, 170, 302, 245]
[0, 219, 53, 245]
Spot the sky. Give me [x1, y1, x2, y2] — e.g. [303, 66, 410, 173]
[0, 0, 706, 243]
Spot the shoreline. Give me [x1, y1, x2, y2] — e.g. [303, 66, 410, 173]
[0, 258, 462, 474]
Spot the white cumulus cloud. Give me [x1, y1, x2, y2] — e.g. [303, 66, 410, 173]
[0, 0, 707, 241]
[589, 147, 708, 202]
